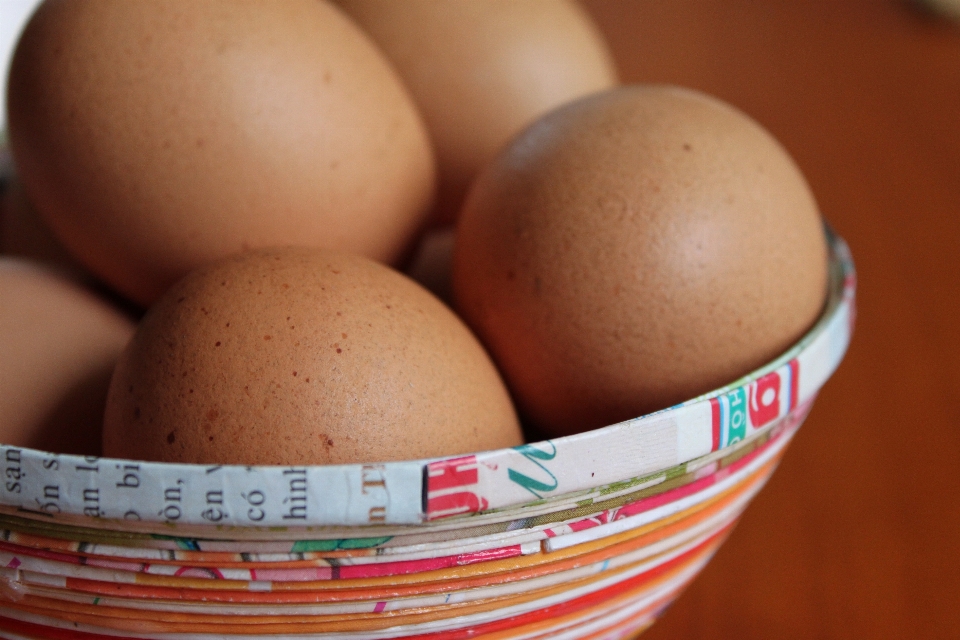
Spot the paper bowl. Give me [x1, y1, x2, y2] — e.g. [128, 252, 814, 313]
[0, 231, 855, 639]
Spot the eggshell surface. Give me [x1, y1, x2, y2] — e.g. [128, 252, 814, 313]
[0, 259, 134, 454]
[103, 248, 523, 466]
[454, 85, 829, 437]
[7, 0, 436, 305]
[335, 0, 617, 224]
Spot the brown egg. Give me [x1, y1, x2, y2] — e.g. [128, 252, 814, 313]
[7, 0, 435, 306]
[335, 0, 617, 225]
[453, 85, 828, 437]
[0, 259, 134, 454]
[103, 247, 523, 466]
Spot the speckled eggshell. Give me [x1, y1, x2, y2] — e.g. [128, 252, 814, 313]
[335, 0, 617, 225]
[0, 259, 134, 455]
[103, 247, 523, 465]
[453, 85, 829, 437]
[7, 0, 436, 306]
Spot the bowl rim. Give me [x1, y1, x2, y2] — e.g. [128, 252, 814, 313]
[0, 229, 855, 532]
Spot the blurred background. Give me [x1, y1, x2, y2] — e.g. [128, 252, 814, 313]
[1, 0, 38, 133]
[578, 1, 960, 638]
[3, 1, 959, 638]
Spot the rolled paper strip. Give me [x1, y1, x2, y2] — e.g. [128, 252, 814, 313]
[0, 411, 802, 637]
[0, 420, 785, 573]
[0, 425, 784, 587]
[0, 415, 785, 551]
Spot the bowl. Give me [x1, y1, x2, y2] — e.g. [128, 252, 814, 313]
[0, 231, 855, 639]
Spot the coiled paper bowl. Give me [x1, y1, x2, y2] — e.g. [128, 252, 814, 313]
[0, 231, 855, 640]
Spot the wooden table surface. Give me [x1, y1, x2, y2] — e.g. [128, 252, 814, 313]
[579, 1, 960, 638]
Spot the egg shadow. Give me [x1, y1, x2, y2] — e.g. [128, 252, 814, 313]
[25, 365, 115, 457]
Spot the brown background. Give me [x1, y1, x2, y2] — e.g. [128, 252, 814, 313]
[578, 1, 960, 638]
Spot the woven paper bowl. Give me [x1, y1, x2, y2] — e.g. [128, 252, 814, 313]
[0, 231, 854, 640]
